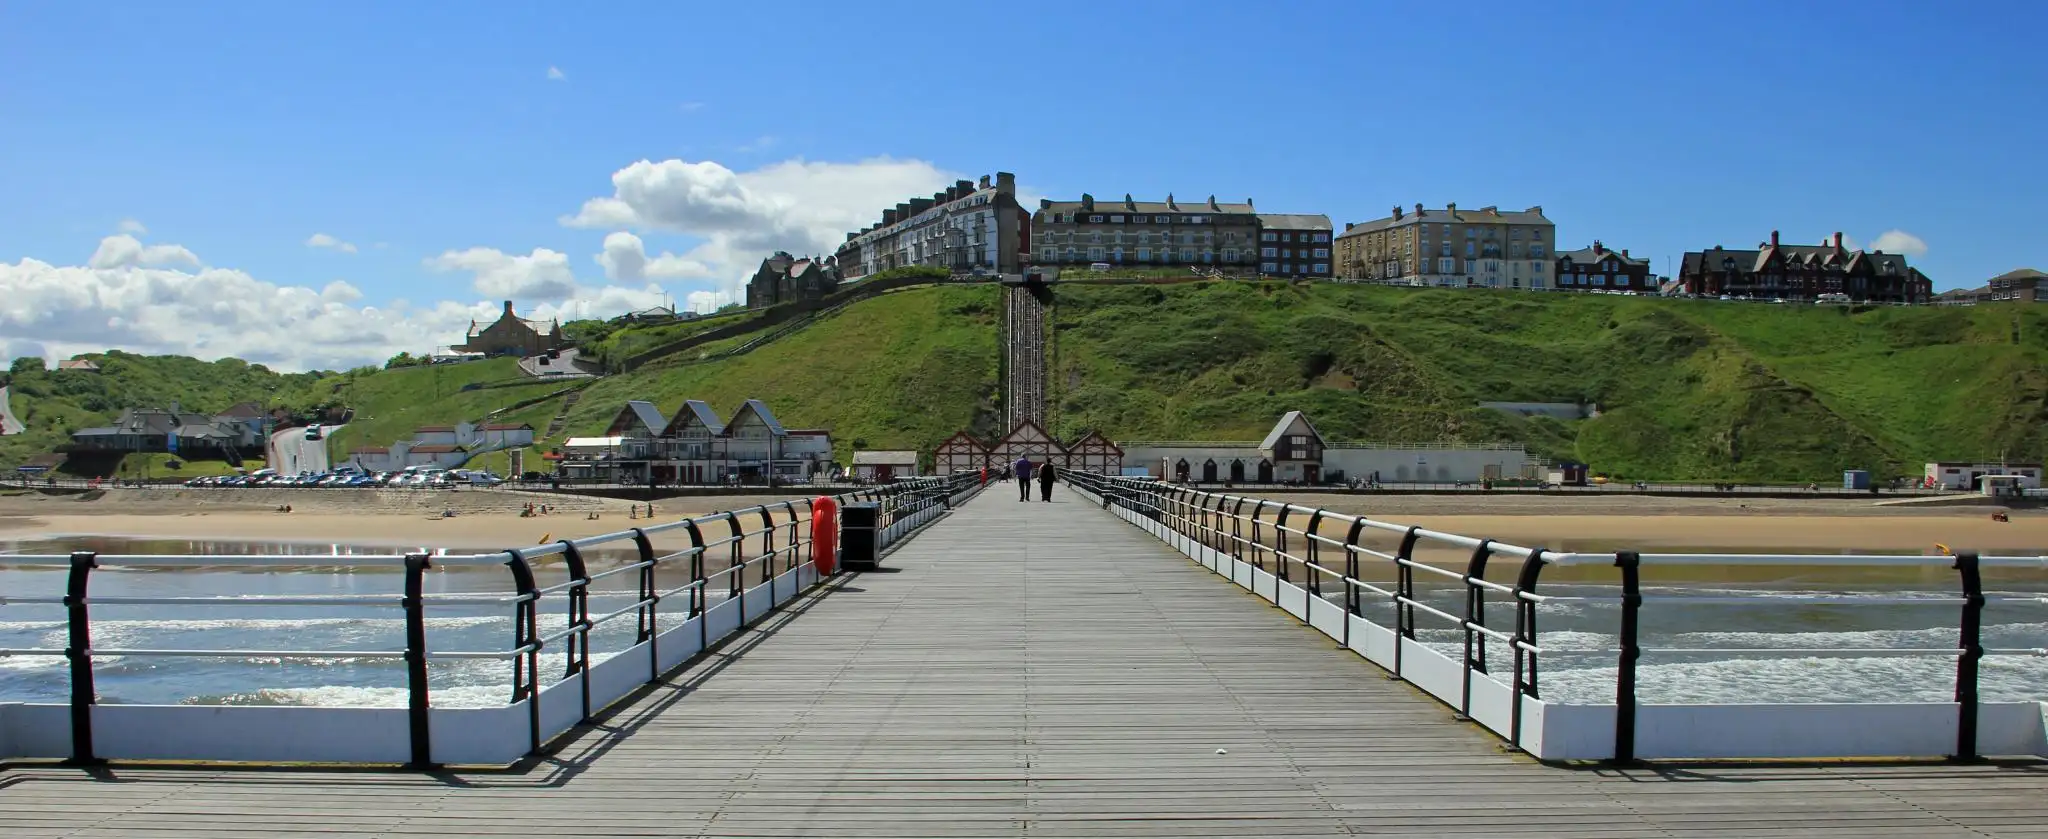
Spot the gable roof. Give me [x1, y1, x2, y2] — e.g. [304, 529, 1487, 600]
[661, 399, 726, 437]
[1066, 430, 1124, 455]
[1336, 205, 1552, 239]
[724, 399, 786, 436]
[1259, 411, 1326, 451]
[607, 400, 667, 437]
[934, 431, 989, 452]
[1990, 268, 2048, 283]
[996, 420, 1058, 445]
[1557, 245, 1649, 267]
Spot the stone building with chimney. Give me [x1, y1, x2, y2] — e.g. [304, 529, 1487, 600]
[744, 252, 840, 309]
[1031, 193, 1260, 269]
[1333, 203, 1556, 288]
[836, 172, 1028, 278]
[457, 301, 566, 357]
[1678, 231, 1932, 303]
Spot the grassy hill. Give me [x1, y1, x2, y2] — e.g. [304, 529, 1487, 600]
[10, 281, 2045, 483]
[1046, 282, 2048, 481]
[557, 285, 1003, 462]
[0, 352, 324, 472]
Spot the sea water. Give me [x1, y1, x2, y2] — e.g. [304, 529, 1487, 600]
[3, 537, 2045, 708]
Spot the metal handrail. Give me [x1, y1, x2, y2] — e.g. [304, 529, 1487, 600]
[1062, 471, 2048, 763]
[0, 473, 981, 768]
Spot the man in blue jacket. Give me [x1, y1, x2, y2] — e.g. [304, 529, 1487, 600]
[1014, 456, 1033, 501]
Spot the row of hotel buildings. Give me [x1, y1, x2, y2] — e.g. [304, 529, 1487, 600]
[721, 168, 2032, 309]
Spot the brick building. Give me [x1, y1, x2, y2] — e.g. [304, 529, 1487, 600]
[1556, 241, 1655, 293]
[1254, 214, 1334, 277]
[1678, 231, 1932, 303]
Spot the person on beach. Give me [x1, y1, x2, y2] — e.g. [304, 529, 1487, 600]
[1037, 459, 1055, 502]
[1014, 456, 1033, 501]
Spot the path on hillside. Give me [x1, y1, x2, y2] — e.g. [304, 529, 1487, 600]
[1005, 283, 1048, 429]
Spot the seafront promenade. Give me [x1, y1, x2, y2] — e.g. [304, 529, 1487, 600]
[3, 485, 2045, 838]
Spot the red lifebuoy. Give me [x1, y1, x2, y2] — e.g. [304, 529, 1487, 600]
[810, 496, 839, 575]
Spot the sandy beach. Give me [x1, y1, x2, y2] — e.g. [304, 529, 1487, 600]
[0, 487, 818, 551]
[1, 485, 2043, 555]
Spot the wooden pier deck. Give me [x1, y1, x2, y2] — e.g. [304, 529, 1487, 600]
[3, 486, 2044, 838]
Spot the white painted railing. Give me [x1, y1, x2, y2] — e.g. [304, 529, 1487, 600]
[1066, 473, 2048, 762]
[0, 474, 980, 767]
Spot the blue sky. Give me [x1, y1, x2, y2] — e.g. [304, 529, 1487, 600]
[2, 1, 2043, 369]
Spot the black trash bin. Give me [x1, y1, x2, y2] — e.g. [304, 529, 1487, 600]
[840, 502, 882, 571]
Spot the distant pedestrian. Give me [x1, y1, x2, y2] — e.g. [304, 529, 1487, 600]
[1037, 460, 1055, 502]
[1014, 456, 1033, 501]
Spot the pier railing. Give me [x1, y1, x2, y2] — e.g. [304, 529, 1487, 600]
[1066, 472, 2048, 762]
[0, 473, 980, 768]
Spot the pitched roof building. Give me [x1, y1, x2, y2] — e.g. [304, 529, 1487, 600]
[745, 252, 839, 310]
[838, 172, 1028, 279]
[1333, 203, 1556, 288]
[1254, 214, 1335, 278]
[1556, 241, 1656, 294]
[1678, 231, 1931, 303]
[1031, 193, 1260, 270]
[1987, 268, 2048, 303]
[456, 301, 566, 357]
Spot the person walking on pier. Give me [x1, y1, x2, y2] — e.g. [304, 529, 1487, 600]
[1014, 455, 1033, 501]
[1037, 459, 1056, 502]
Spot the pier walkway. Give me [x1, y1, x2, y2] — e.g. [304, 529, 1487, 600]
[4, 486, 2044, 837]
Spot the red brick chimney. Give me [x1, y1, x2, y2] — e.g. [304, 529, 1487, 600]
[1833, 231, 1843, 249]
[1593, 241, 1605, 255]
[1622, 248, 1630, 258]
[1770, 230, 1780, 248]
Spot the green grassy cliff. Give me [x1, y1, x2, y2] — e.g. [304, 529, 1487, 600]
[9, 281, 2044, 482]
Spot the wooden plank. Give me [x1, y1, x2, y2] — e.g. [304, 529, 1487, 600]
[1, 485, 2040, 837]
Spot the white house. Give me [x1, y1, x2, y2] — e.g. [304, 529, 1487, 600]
[479, 423, 536, 448]
[1924, 462, 2042, 491]
[852, 451, 920, 481]
[1120, 411, 1528, 484]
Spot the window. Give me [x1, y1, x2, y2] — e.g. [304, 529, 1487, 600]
[1312, 263, 1328, 274]
[1531, 261, 1545, 273]
[1088, 247, 1104, 260]
[1316, 233, 1330, 243]
[1040, 248, 1055, 262]
[1313, 248, 1329, 258]
[1262, 231, 1278, 242]
[1154, 215, 1169, 223]
[1282, 232, 1294, 242]
[1109, 215, 1124, 223]
[1201, 250, 1213, 263]
[1594, 275, 1607, 286]
[1040, 232, 1052, 243]
[1223, 248, 1238, 262]
[1137, 248, 1151, 261]
[1439, 242, 1451, 256]
[1262, 262, 1279, 272]
[1180, 248, 1195, 261]
[1260, 246, 1277, 258]
[1090, 233, 1102, 244]
[1282, 249, 1293, 258]
[1089, 214, 1103, 223]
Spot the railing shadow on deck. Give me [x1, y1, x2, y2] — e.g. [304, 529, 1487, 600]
[1063, 472, 2048, 767]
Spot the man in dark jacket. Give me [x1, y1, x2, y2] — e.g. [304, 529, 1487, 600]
[1037, 460, 1056, 501]
[1014, 456, 1033, 501]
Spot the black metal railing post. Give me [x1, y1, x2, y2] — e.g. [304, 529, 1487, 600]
[758, 508, 777, 605]
[1230, 499, 1248, 561]
[1343, 519, 1366, 617]
[1392, 527, 1422, 678]
[629, 527, 660, 683]
[401, 552, 435, 768]
[1249, 500, 1268, 571]
[684, 520, 707, 650]
[1508, 549, 1547, 752]
[1952, 551, 1984, 762]
[63, 550, 100, 765]
[503, 548, 543, 755]
[1303, 511, 1324, 595]
[724, 512, 745, 625]
[1211, 495, 1230, 553]
[556, 540, 595, 724]
[1274, 506, 1292, 582]
[1612, 550, 1642, 763]
[1456, 539, 1495, 721]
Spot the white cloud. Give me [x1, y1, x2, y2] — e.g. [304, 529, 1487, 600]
[117, 219, 147, 235]
[0, 236, 674, 372]
[86, 234, 199, 270]
[1869, 230, 1928, 257]
[685, 290, 733, 314]
[678, 101, 705, 112]
[595, 231, 714, 282]
[425, 247, 580, 301]
[562, 155, 957, 302]
[306, 232, 359, 254]
[547, 66, 565, 81]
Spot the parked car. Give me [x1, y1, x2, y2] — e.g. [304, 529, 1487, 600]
[304, 424, 322, 440]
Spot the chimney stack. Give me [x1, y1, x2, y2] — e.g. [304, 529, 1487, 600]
[502, 300, 515, 316]
[1039, 198, 1052, 209]
[1345, 222, 1355, 231]
[1081, 193, 1094, 211]
[1833, 231, 1843, 249]
[883, 209, 898, 224]
[1771, 230, 1780, 248]
[1166, 193, 1176, 209]
[1392, 205, 1403, 220]
[1414, 202, 1425, 217]
[1208, 195, 1219, 211]
[1622, 248, 1630, 257]
[995, 172, 1015, 193]
[955, 179, 973, 195]
[979, 174, 992, 189]
[1593, 241, 1605, 255]
[1447, 201, 1457, 214]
